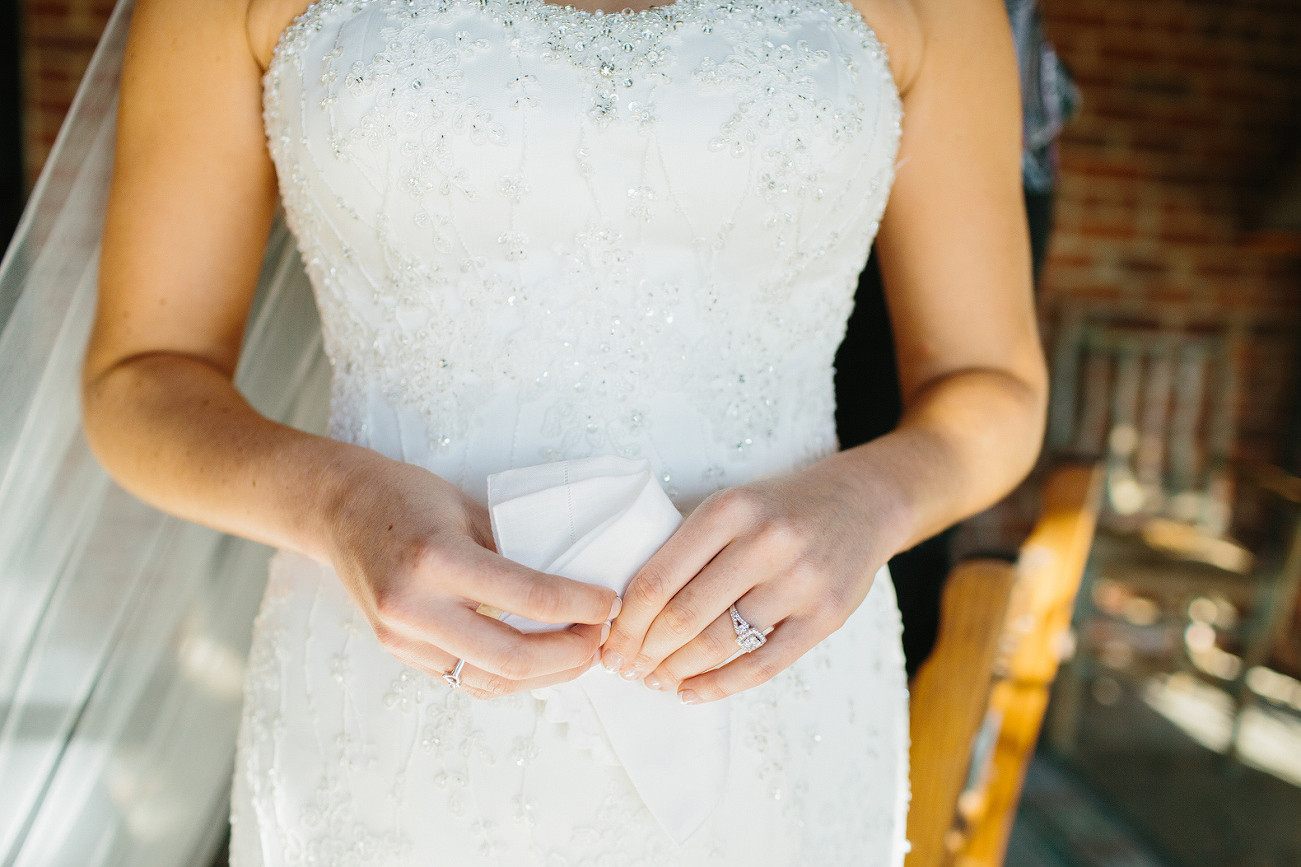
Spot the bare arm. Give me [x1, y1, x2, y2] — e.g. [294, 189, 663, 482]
[863, 0, 1046, 546]
[603, 0, 1048, 698]
[82, 0, 616, 699]
[84, 0, 313, 551]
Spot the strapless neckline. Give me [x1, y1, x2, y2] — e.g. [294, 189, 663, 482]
[272, 0, 716, 72]
[270, 0, 896, 96]
[261, 0, 903, 482]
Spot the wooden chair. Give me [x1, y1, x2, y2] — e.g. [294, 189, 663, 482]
[1046, 312, 1240, 537]
[1041, 312, 1301, 761]
[1045, 313, 1256, 636]
[906, 462, 1103, 867]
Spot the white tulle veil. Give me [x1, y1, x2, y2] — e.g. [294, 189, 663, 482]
[0, 1, 327, 863]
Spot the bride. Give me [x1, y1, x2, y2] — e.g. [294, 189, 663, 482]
[77, 0, 1046, 861]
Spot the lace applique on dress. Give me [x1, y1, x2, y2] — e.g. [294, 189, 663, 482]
[235, 0, 909, 862]
[262, 0, 899, 479]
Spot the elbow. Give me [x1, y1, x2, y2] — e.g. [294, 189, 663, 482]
[1006, 347, 1050, 487]
[78, 348, 165, 481]
[949, 352, 1051, 494]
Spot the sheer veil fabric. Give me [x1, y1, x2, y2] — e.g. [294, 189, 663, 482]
[0, 2, 327, 863]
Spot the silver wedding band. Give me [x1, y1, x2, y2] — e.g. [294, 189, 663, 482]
[442, 658, 466, 689]
[730, 603, 766, 653]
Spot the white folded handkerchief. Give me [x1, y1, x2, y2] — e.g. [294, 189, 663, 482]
[487, 455, 730, 844]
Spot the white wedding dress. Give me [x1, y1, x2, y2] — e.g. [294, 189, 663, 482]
[230, 0, 908, 862]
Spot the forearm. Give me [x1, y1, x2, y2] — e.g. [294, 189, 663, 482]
[81, 352, 377, 561]
[832, 365, 1047, 558]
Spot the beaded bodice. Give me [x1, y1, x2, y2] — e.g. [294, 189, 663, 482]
[235, 5, 911, 862]
[263, 0, 900, 504]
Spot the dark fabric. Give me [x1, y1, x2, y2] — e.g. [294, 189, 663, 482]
[835, 189, 1054, 679]
[834, 249, 953, 681]
[0, 0, 22, 246]
[1025, 188, 1054, 284]
[1004, 0, 1080, 192]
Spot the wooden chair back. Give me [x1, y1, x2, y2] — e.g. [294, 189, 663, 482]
[1047, 311, 1239, 535]
[906, 463, 1103, 867]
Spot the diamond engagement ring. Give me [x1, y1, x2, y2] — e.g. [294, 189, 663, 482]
[729, 604, 766, 653]
[442, 659, 466, 689]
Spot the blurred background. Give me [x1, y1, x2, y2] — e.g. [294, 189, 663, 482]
[1, 1, 1299, 866]
[956, 2, 1301, 865]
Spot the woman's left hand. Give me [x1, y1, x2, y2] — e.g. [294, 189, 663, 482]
[600, 452, 907, 704]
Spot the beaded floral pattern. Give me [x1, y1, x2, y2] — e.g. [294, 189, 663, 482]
[261, 0, 900, 501]
[235, 0, 909, 862]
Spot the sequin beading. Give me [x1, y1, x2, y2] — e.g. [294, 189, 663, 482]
[261, 0, 901, 505]
[235, 0, 911, 863]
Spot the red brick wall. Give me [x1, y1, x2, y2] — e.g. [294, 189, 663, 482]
[960, 0, 1301, 554]
[976, 0, 1301, 664]
[21, 0, 116, 191]
[1042, 0, 1301, 467]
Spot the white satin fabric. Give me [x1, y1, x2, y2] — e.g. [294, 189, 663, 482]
[231, 0, 909, 862]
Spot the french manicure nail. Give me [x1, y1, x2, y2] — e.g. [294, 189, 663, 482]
[644, 673, 662, 690]
[609, 597, 623, 621]
[678, 690, 701, 705]
[601, 650, 623, 673]
[600, 622, 610, 645]
[619, 667, 641, 681]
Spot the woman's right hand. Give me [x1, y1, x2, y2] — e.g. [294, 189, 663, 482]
[323, 454, 620, 701]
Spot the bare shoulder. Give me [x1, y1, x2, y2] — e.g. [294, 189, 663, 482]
[94, 0, 285, 382]
[246, 0, 317, 70]
[126, 0, 251, 58]
[848, 0, 1018, 98]
[844, 0, 923, 95]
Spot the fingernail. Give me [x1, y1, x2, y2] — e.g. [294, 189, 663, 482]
[644, 673, 662, 690]
[609, 597, 623, 621]
[678, 690, 701, 705]
[601, 650, 623, 673]
[619, 667, 641, 681]
[600, 622, 610, 645]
